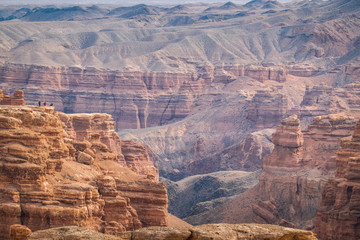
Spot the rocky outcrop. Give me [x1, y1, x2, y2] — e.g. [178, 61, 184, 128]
[27, 224, 318, 240]
[0, 105, 168, 240]
[297, 83, 360, 121]
[57, 112, 125, 163]
[57, 112, 158, 178]
[121, 140, 159, 180]
[315, 120, 360, 240]
[253, 113, 360, 229]
[246, 89, 289, 129]
[9, 224, 32, 240]
[0, 90, 26, 106]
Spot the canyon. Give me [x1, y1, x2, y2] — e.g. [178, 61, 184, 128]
[0, 0, 359, 180]
[0, 0, 359, 239]
[169, 112, 360, 232]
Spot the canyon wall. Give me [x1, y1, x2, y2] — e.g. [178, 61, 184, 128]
[0, 105, 167, 240]
[0, 63, 320, 131]
[1, 62, 359, 181]
[254, 112, 360, 229]
[245, 89, 289, 130]
[315, 120, 360, 240]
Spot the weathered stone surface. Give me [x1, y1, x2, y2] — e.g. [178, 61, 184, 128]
[315, 120, 360, 240]
[131, 226, 191, 240]
[184, 129, 274, 176]
[115, 178, 168, 228]
[9, 224, 32, 240]
[0, 105, 168, 240]
[190, 224, 317, 240]
[77, 151, 95, 165]
[0, 90, 26, 106]
[27, 224, 318, 240]
[28, 226, 120, 240]
[121, 140, 159, 180]
[272, 115, 303, 148]
[58, 112, 126, 164]
[245, 89, 289, 130]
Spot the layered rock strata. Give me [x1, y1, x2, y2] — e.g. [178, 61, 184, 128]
[0, 63, 321, 131]
[57, 112, 158, 178]
[296, 83, 360, 123]
[0, 90, 25, 106]
[254, 113, 360, 229]
[315, 120, 360, 240]
[121, 140, 159, 180]
[26, 224, 318, 240]
[245, 89, 289, 130]
[0, 105, 167, 240]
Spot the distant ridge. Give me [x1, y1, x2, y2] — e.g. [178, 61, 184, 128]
[204, 1, 242, 12]
[245, 0, 282, 8]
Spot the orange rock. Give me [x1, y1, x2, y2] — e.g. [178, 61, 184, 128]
[254, 112, 360, 229]
[9, 224, 32, 240]
[0, 106, 168, 239]
[0, 90, 26, 106]
[121, 140, 159, 179]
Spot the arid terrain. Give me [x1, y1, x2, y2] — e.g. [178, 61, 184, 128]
[0, 0, 359, 239]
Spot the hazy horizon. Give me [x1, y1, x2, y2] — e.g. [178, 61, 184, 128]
[0, 0, 297, 6]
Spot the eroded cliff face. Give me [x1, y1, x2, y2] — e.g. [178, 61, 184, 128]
[315, 120, 360, 240]
[254, 112, 360, 229]
[57, 112, 158, 179]
[0, 63, 320, 131]
[0, 105, 167, 240]
[0, 90, 26, 106]
[245, 89, 289, 130]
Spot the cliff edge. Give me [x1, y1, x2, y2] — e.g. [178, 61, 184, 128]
[0, 104, 168, 240]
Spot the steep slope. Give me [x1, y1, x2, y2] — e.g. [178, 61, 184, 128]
[0, 104, 168, 240]
[162, 170, 259, 221]
[182, 112, 360, 229]
[315, 120, 360, 240]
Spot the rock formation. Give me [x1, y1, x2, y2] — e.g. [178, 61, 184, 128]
[57, 112, 158, 178]
[315, 120, 360, 240]
[0, 0, 359, 231]
[298, 83, 360, 122]
[0, 90, 25, 106]
[121, 140, 159, 180]
[254, 113, 360, 229]
[9, 224, 32, 240]
[27, 224, 318, 240]
[0, 105, 168, 240]
[182, 112, 360, 228]
[184, 129, 274, 175]
[246, 89, 289, 130]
